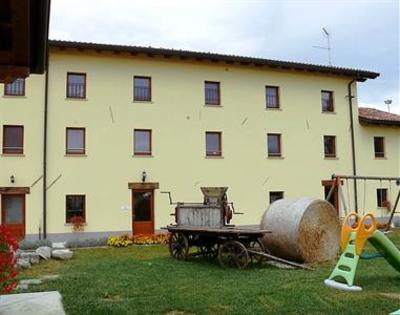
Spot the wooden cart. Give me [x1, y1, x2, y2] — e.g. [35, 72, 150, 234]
[166, 225, 271, 269]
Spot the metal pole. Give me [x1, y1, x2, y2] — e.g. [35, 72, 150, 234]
[386, 189, 400, 229]
[333, 175, 400, 181]
[347, 80, 358, 213]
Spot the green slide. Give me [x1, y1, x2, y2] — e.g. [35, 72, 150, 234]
[368, 230, 400, 272]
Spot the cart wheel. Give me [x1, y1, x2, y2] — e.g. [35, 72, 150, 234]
[249, 239, 266, 265]
[169, 232, 189, 261]
[218, 241, 249, 269]
[198, 243, 219, 259]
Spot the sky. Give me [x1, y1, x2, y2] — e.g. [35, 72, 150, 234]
[50, 0, 399, 114]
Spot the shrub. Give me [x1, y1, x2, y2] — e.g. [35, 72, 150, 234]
[0, 225, 19, 294]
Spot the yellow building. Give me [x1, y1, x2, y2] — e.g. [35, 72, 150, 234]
[0, 40, 399, 241]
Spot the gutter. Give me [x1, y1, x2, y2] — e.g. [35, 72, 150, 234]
[42, 50, 49, 239]
[347, 79, 358, 213]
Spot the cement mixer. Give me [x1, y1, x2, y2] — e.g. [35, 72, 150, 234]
[260, 197, 341, 263]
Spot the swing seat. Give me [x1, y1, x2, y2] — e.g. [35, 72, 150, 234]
[324, 279, 362, 292]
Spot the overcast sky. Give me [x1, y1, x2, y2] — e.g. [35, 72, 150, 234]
[50, 0, 399, 114]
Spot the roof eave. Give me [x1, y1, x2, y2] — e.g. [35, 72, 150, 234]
[48, 40, 380, 81]
[359, 117, 400, 127]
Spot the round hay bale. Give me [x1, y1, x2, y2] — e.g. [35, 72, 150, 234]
[260, 197, 340, 263]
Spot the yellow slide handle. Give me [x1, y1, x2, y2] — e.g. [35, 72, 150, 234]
[341, 212, 359, 252]
[355, 212, 377, 255]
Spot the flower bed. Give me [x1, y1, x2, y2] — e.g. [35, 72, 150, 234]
[107, 233, 169, 247]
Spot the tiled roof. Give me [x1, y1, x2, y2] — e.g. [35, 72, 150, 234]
[359, 107, 400, 126]
[48, 40, 379, 81]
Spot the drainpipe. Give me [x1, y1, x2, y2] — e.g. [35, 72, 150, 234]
[347, 79, 358, 213]
[43, 51, 49, 239]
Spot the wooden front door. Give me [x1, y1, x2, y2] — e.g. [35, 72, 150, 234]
[132, 189, 154, 234]
[1, 194, 25, 240]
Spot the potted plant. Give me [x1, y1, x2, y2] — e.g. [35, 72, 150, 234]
[70, 216, 85, 232]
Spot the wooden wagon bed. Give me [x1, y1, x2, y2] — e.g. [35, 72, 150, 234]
[165, 225, 271, 236]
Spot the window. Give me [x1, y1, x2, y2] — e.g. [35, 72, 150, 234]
[324, 135, 336, 158]
[67, 73, 86, 99]
[66, 195, 86, 223]
[206, 132, 222, 156]
[376, 189, 388, 207]
[269, 191, 284, 204]
[66, 128, 85, 155]
[4, 78, 25, 96]
[205, 81, 220, 105]
[2, 125, 23, 154]
[321, 91, 334, 112]
[267, 133, 281, 157]
[134, 76, 151, 101]
[134, 129, 152, 155]
[374, 137, 385, 158]
[265, 86, 279, 108]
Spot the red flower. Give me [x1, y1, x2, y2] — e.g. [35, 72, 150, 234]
[70, 216, 85, 232]
[0, 225, 19, 294]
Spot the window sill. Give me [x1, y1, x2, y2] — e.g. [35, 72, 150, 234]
[321, 111, 336, 114]
[64, 223, 87, 226]
[265, 107, 281, 111]
[204, 104, 223, 108]
[267, 156, 284, 159]
[1, 153, 25, 157]
[2, 95, 26, 98]
[133, 100, 153, 104]
[65, 98, 88, 101]
[374, 157, 387, 160]
[205, 155, 224, 159]
[133, 154, 153, 157]
[65, 154, 87, 157]
[324, 157, 338, 160]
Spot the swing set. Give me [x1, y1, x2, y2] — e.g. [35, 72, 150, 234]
[325, 174, 400, 230]
[324, 174, 400, 296]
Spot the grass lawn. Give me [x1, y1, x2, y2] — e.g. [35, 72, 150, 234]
[19, 231, 400, 315]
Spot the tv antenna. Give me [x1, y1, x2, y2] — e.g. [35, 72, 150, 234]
[313, 27, 332, 65]
[384, 99, 392, 113]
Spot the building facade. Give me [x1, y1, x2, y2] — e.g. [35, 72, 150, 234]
[0, 41, 399, 241]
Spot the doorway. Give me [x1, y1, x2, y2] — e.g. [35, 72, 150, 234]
[321, 180, 339, 213]
[1, 194, 25, 240]
[132, 189, 154, 234]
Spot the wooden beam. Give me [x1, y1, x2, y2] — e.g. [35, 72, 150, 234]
[128, 182, 159, 190]
[0, 187, 30, 195]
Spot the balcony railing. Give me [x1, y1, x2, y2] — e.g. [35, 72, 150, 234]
[322, 99, 334, 112]
[67, 84, 86, 98]
[205, 88, 220, 105]
[3, 146, 23, 154]
[206, 150, 222, 156]
[66, 147, 85, 154]
[266, 95, 279, 108]
[134, 87, 151, 101]
[5, 80, 24, 96]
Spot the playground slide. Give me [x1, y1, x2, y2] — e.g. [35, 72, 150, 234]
[368, 230, 400, 272]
